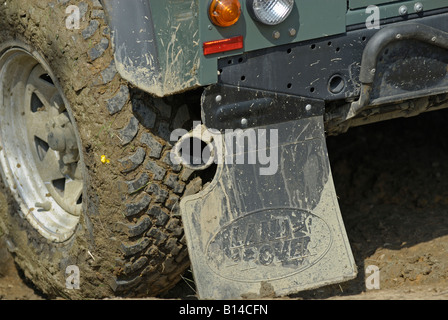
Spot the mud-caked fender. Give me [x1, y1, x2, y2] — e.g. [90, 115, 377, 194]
[102, 0, 201, 97]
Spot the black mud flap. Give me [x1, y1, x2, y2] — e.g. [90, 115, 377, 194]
[179, 115, 357, 299]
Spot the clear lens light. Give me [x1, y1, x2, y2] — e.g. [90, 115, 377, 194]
[251, 0, 294, 25]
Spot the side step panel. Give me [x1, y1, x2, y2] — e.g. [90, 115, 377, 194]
[180, 116, 357, 299]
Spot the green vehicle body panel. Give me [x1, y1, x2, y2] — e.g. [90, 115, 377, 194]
[105, 0, 202, 97]
[148, 0, 201, 95]
[146, 0, 347, 94]
[348, 0, 407, 9]
[104, 0, 448, 97]
[347, 0, 448, 25]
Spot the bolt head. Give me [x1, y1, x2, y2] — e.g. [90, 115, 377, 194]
[272, 31, 281, 39]
[215, 95, 222, 103]
[399, 5, 408, 15]
[305, 104, 312, 111]
[414, 2, 423, 12]
[288, 28, 297, 37]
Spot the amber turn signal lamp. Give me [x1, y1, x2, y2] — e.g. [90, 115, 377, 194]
[209, 0, 242, 27]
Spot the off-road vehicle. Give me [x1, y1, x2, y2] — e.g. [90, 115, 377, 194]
[0, 0, 447, 299]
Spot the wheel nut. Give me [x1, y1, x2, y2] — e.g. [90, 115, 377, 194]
[47, 127, 66, 152]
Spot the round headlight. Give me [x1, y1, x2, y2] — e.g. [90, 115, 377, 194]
[248, 0, 295, 25]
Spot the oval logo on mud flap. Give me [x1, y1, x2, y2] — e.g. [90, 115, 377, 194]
[205, 208, 332, 282]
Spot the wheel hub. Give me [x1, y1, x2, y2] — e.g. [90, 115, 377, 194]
[46, 113, 81, 179]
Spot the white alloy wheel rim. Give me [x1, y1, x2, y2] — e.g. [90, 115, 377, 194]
[0, 45, 84, 242]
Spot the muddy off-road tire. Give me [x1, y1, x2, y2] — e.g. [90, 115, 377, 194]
[0, 1, 202, 299]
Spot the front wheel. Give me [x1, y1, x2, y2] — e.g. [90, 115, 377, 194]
[0, 1, 201, 299]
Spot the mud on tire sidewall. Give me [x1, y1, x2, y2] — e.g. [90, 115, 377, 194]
[0, 1, 195, 299]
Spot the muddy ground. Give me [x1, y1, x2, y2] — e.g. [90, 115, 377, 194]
[1, 107, 448, 300]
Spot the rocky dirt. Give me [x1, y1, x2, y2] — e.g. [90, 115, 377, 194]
[1, 107, 448, 300]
